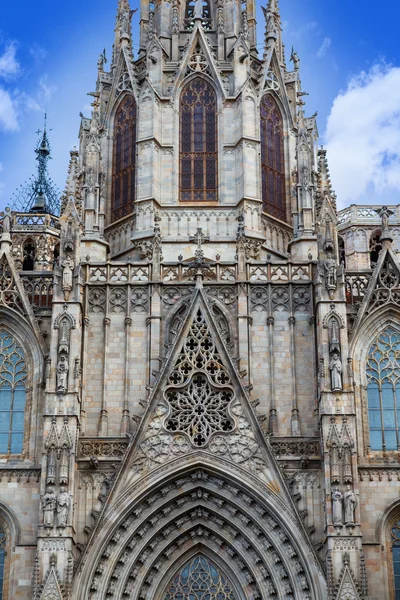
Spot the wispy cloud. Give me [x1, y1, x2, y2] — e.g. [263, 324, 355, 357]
[29, 44, 47, 65]
[317, 36, 331, 58]
[0, 42, 20, 79]
[290, 21, 319, 40]
[326, 63, 400, 207]
[0, 88, 18, 131]
[38, 75, 56, 101]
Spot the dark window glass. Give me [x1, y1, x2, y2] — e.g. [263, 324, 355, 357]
[260, 94, 286, 222]
[180, 78, 217, 202]
[111, 95, 137, 222]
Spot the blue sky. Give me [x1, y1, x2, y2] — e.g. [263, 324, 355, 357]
[0, 0, 400, 210]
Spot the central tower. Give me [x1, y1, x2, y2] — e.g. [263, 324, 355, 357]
[73, 0, 318, 264]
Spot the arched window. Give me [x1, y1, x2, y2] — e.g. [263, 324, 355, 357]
[0, 527, 5, 599]
[22, 239, 35, 271]
[111, 95, 137, 222]
[370, 229, 382, 267]
[367, 327, 400, 451]
[0, 331, 27, 454]
[184, 0, 212, 30]
[163, 555, 238, 599]
[392, 520, 400, 599]
[180, 78, 217, 203]
[260, 94, 286, 222]
[338, 235, 346, 267]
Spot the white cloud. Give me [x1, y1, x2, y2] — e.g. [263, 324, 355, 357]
[317, 37, 331, 58]
[38, 75, 57, 101]
[0, 42, 20, 79]
[29, 44, 47, 65]
[0, 88, 18, 131]
[325, 63, 400, 207]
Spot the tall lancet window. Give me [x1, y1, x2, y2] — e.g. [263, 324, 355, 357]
[260, 94, 286, 222]
[0, 331, 27, 454]
[180, 78, 218, 203]
[111, 95, 137, 222]
[367, 327, 400, 451]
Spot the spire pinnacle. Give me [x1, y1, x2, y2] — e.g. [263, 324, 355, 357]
[10, 114, 60, 215]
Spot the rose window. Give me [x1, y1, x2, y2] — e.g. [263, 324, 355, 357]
[164, 309, 235, 447]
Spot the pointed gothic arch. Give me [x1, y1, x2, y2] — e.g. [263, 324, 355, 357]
[111, 94, 137, 222]
[260, 93, 287, 222]
[73, 293, 326, 599]
[179, 77, 218, 203]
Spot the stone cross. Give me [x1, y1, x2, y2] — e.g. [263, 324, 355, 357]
[375, 206, 395, 239]
[189, 228, 210, 254]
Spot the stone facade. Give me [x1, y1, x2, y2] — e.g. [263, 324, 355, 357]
[0, 0, 398, 599]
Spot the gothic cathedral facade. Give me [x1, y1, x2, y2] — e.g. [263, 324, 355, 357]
[0, 0, 399, 598]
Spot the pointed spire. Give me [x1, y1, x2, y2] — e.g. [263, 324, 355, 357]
[61, 148, 79, 215]
[10, 114, 60, 215]
[112, 0, 136, 67]
[316, 148, 336, 214]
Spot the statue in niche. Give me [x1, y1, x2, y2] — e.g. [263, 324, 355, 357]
[46, 449, 56, 485]
[56, 355, 69, 393]
[59, 449, 69, 485]
[344, 485, 356, 524]
[57, 487, 70, 527]
[332, 488, 343, 525]
[43, 486, 57, 527]
[62, 254, 74, 301]
[329, 352, 343, 392]
[324, 253, 337, 291]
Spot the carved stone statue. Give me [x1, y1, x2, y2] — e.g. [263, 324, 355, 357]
[2, 207, 11, 235]
[194, 0, 204, 19]
[324, 253, 337, 290]
[376, 205, 395, 237]
[56, 355, 69, 392]
[332, 488, 343, 525]
[329, 352, 343, 392]
[57, 487, 70, 527]
[344, 485, 356, 524]
[62, 255, 74, 300]
[290, 48, 300, 71]
[43, 486, 57, 527]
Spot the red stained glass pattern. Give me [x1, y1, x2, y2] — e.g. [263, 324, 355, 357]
[111, 95, 137, 222]
[180, 78, 217, 202]
[260, 94, 287, 222]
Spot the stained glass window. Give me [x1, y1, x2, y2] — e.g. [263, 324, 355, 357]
[0, 331, 27, 454]
[367, 327, 400, 450]
[392, 521, 400, 599]
[260, 94, 286, 222]
[0, 528, 5, 600]
[180, 78, 218, 203]
[111, 95, 137, 222]
[164, 555, 237, 600]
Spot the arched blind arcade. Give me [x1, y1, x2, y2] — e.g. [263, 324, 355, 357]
[180, 78, 218, 203]
[111, 95, 137, 222]
[367, 327, 400, 451]
[260, 94, 286, 222]
[0, 331, 27, 454]
[164, 555, 237, 600]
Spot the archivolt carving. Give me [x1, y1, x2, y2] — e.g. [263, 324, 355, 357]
[85, 469, 313, 600]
